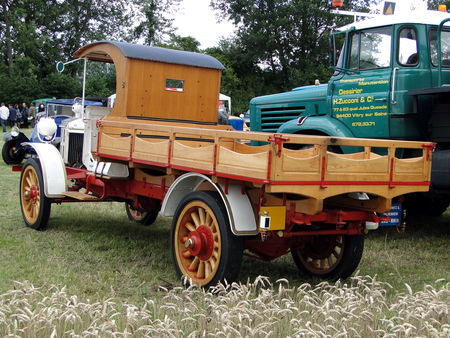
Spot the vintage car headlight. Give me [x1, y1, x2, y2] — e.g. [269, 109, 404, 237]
[37, 117, 57, 141]
[10, 126, 20, 138]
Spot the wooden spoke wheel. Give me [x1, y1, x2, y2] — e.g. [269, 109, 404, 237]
[20, 159, 51, 230]
[170, 191, 243, 288]
[291, 234, 364, 280]
[125, 202, 159, 226]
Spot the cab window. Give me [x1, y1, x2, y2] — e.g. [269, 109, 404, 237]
[349, 26, 392, 70]
[429, 28, 450, 67]
[398, 27, 418, 66]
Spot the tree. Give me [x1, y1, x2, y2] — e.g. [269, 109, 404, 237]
[132, 0, 181, 45]
[159, 35, 201, 52]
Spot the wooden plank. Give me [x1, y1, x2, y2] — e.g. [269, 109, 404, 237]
[62, 191, 99, 200]
[133, 137, 169, 164]
[172, 141, 214, 171]
[98, 132, 131, 158]
[217, 146, 268, 179]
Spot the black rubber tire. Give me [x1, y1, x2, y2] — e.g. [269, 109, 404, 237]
[125, 202, 159, 226]
[170, 191, 243, 288]
[291, 234, 364, 281]
[404, 192, 450, 217]
[2, 140, 24, 165]
[19, 158, 51, 230]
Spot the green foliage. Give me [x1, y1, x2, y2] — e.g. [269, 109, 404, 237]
[41, 73, 82, 99]
[158, 34, 201, 52]
[132, 0, 181, 45]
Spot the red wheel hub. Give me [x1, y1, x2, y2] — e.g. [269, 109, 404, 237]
[29, 186, 38, 201]
[184, 225, 214, 261]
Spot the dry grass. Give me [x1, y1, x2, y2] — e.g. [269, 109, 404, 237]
[0, 275, 448, 337]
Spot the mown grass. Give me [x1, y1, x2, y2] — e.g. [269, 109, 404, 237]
[0, 129, 449, 335]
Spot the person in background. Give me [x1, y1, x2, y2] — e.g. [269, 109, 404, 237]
[20, 102, 29, 128]
[28, 103, 36, 127]
[37, 100, 45, 113]
[8, 104, 18, 127]
[0, 103, 9, 132]
[14, 104, 22, 127]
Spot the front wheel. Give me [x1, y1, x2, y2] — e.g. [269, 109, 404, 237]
[291, 234, 364, 281]
[170, 191, 243, 288]
[20, 159, 51, 230]
[2, 140, 24, 164]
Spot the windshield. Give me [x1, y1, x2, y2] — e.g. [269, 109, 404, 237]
[349, 26, 392, 70]
[46, 104, 74, 117]
[429, 28, 450, 67]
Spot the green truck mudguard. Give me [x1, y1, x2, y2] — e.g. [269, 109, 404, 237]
[276, 116, 356, 153]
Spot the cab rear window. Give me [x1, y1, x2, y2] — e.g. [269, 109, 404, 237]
[429, 28, 450, 67]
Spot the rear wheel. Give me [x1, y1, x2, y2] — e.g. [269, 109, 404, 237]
[2, 140, 24, 164]
[170, 191, 243, 288]
[125, 202, 159, 226]
[404, 192, 450, 217]
[291, 234, 364, 281]
[20, 159, 51, 230]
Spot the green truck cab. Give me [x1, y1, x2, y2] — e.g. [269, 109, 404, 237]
[250, 9, 450, 216]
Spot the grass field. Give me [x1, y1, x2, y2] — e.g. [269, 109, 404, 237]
[0, 130, 449, 336]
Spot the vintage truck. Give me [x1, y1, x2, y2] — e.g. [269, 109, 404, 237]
[249, 8, 450, 216]
[16, 41, 433, 287]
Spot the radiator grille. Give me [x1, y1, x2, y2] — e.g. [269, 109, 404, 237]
[68, 133, 84, 165]
[260, 106, 305, 132]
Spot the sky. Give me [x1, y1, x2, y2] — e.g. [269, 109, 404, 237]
[171, 0, 430, 49]
[172, 0, 236, 49]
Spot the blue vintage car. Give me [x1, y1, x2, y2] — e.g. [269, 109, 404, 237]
[2, 98, 104, 164]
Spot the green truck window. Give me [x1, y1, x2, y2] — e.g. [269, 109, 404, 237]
[349, 26, 392, 70]
[429, 28, 450, 67]
[398, 27, 418, 66]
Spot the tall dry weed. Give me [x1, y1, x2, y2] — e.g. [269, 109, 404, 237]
[0, 276, 448, 337]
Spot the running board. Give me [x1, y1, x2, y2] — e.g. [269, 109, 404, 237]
[62, 191, 100, 201]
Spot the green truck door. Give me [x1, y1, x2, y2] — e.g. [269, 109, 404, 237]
[330, 26, 392, 139]
[389, 25, 431, 139]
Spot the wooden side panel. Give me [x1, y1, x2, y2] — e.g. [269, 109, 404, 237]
[393, 157, 427, 181]
[217, 146, 268, 179]
[125, 60, 221, 123]
[133, 137, 169, 164]
[172, 142, 214, 171]
[326, 152, 389, 181]
[274, 153, 321, 181]
[98, 131, 131, 158]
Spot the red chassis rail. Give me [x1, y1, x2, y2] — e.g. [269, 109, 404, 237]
[61, 166, 379, 262]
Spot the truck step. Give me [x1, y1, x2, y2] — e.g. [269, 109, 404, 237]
[62, 191, 100, 201]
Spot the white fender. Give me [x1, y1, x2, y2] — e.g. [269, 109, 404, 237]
[161, 172, 258, 235]
[23, 143, 67, 198]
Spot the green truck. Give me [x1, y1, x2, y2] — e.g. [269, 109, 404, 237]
[250, 9, 450, 217]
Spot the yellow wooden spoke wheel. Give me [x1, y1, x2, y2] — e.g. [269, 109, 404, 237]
[171, 191, 243, 288]
[291, 234, 364, 280]
[125, 201, 159, 226]
[20, 159, 51, 230]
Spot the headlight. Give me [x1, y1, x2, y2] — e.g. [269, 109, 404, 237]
[10, 126, 20, 137]
[36, 117, 57, 141]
